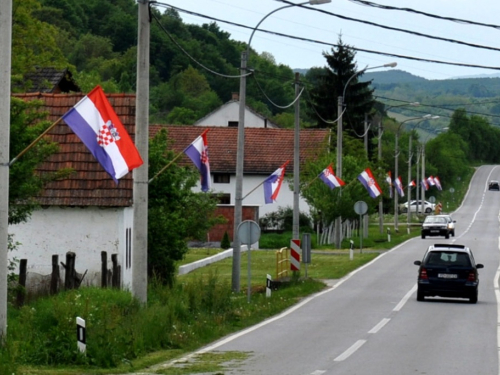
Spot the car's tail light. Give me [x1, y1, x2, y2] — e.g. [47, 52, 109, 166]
[419, 268, 428, 280]
[468, 272, 476, 282]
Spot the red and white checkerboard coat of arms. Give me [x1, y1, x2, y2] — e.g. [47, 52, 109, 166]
[97, 120, 121, 147]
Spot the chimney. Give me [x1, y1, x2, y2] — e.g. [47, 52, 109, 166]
[232, 92, 239, 101]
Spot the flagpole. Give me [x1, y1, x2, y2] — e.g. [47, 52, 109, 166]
[148, 151, 183, 184]
[241, 181, 265, 201]
[9, 117, 63, 166]
[148, 129, 210, 184]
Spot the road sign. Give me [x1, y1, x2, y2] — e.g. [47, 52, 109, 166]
[237, 220, 261, 245]
[354, 201, 368, 215]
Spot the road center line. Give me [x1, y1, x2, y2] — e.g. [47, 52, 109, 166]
[393, 284, 417, 311]
[334, 340, 367, 362]
[368, 318, 391, 334]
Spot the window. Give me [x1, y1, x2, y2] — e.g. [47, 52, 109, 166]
[217, 194, 230, 204]
[214, 173, 230, 183]
[228, 121, 238, 127]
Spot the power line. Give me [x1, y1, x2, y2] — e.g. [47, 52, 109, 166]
[348, 0, 500, 31]
[155, 2, 500, 71]
[277, 0, 500, 53]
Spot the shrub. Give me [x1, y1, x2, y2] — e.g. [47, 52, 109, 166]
[220, 231, 231, 249]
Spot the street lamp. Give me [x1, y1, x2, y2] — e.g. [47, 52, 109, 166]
[377, 101, 419, 234]
[407, 116, 439, 227]
[335, 62, 396, 247]
[394, 114, 431, 232]
[233, 0, 331, 292]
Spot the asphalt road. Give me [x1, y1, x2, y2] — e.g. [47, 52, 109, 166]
[173, 165, 500, 375]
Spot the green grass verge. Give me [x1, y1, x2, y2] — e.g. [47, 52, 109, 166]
[4, 167, 474, 374]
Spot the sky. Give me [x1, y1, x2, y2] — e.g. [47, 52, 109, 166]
[153, 0, 500, 80]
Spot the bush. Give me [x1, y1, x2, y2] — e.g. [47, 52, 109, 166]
[259, 206, 311, 232]
[220, 231, 231, 249]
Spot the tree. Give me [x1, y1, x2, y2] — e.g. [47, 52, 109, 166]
[147, 129, 222, 285]
[12, 0, 71, 90]
[306, 37, 375, 154]
[9, 98, 71, 224]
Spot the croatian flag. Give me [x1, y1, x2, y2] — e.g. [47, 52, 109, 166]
[263, 161, 289, 204]
[409, 180, 416, 187]
[394, 176, 405, 197]
[184, 130, 211, 192]
[386, 171, 393, 198]
[421, 179, 429, 191]
[358, 168, 382, 198]
[434, 176, 443, 190]
[427, 176, 436, 186]
[319, 165, 345, 189]
[62, 85, 143, 181]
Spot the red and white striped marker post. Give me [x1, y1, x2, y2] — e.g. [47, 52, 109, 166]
[290, 239, 301, 271]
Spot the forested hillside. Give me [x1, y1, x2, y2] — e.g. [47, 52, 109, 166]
[363, 70, 500, 128]
[13, 0, 301, 127]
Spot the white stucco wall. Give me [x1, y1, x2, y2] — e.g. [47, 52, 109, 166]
[8, 206, 134, 289]
[195, 102, 276, 128]
[192, 174, 311, 220]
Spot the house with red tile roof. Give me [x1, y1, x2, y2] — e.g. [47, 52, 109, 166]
[8, 92, 330, 289]
[194, 93, 280, 128]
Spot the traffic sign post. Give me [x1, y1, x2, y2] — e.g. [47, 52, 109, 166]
[237, 220, 261, 303]
[354, 201, 368, 254]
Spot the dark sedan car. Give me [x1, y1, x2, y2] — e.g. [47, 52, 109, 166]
[414, 244, 484, 303]
[489, 180, 500, 191]
[421, 215, 454, 239]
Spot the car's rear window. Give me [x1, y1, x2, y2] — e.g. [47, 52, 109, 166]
[425, 251, 471, 267]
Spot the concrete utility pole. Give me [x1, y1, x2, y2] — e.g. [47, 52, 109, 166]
[0, 0, 12, 338]
[335, 96, 343, 248]
[232, 50, 246, 293]
[132, 0, 150, 304]
[293, 72, 300, 239]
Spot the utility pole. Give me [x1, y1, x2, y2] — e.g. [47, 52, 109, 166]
[335, 96, 343, 248]
[132, 0, 150, 303]
[293, 72, 300, 239]
[0, 0, 12, 338]
[232, 50, 247, 293]
[378, 118, 384, 233]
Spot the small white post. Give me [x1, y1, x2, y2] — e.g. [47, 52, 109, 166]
[266, 274, 272, 297]
[349, 240, 354, 261]
[387, 227, 391, 242]
[77, 317, 86, 354]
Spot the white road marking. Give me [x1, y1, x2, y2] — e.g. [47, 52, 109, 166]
[393, 284, 417, 311]
[368, 318, 391, 334]
[334, 340, 367, 361]
[310, 370, 326, 375]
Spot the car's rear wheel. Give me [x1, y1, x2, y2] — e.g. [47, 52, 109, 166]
[421, 233, 426, 239]
[417, 289, 425, 301]
[425, 208, 432, 213]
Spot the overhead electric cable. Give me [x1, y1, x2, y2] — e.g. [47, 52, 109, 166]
[154, 2, 500, 71]
[277, 0, 500, 53]
[348, 0, 500, 30]
[150, 9, 251, 79]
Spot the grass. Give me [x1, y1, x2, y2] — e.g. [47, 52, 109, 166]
[2, 168, 473, 374]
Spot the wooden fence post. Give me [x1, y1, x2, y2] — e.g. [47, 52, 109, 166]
[51, 255, 59, 295]
[101, 251, 107, 288]
[17, 259, 27, 307]
[64, 252, 76, 290]
[111, 254, 120, 288]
